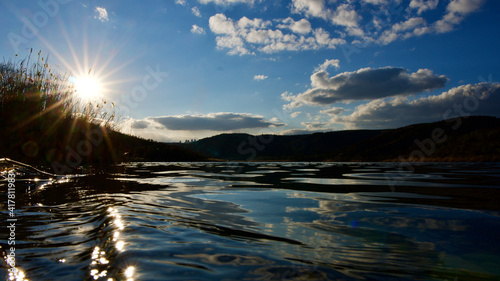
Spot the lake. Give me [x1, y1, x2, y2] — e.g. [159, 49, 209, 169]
[1, 162, 500, 280]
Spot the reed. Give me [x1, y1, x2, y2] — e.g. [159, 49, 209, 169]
[0, 49, 115, 128]
[0, 50, 116, 166]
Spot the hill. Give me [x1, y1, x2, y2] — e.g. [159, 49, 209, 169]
[182, 130, 383, 161]
[0, 116, 207, 173]
[332, 116, 500, 162]
[182, 116, 500, 162]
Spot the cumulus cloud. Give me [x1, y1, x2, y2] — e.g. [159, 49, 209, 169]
[287, 0, 486, 48]
[382, 0, 486, 41]
[291, 0, 328, 19]
[314, 59, 340, 72]
[379, 17, 427, 45]
[291, 1, 363, 36]
[208, 13, 345, 55]
[254, 74, 268, 80]
[283, 67, 448, 108]
[191, 24, 206, 34]
[203, 1, 485, 55]
[151, 112, 285, 131]
[94, 7, 109, 22]
[447, 0, 485, 14]
[278, 18, 312, 34]
[409, 0, 439, 14]
[331, 4, 361, 28]
[175, 0, 187, 5]
[331, 83, 500, 129]
[433, 0, 486, 33]
[209, 13, 236, 35]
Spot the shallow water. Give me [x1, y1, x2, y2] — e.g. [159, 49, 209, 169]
[1, 162, 500, 280]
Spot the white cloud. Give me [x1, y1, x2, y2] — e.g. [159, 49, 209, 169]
[290, 111, 302, 118]
[191, 25, 206, 34]
[94, 7, 109, 22]
[433, 0, 485, 34]
[447, 0, 485, 14]
[331, 83, 500, 129]
[209, 13, 236, 35]
[288, 0, 486, 48]
[283, 67, 448, 108]
[191, 6, 202, 17]
[331, 4, 361, 28]
[279, 18, 312, 34]
[208, 13, 345, 55]
[393, 17, 427, 32]
[314, 58, 340, 72]
[292, 1, 362, 36]
[204, 1, 486, 55]
[216, 35, 250, 55]
[320, 107, 345, 116]
[254, 74, 268, 80]
[238, 16, 271, 29]
[409, 0, 439, 14]
[175, 0, 187, 5]
[291, 0, 328, 19]
[379, 17, 427, 45]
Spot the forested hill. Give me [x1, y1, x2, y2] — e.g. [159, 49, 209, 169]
[181, 116, 500, 162]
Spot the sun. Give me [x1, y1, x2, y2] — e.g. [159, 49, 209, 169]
[71, 74, 103, 101]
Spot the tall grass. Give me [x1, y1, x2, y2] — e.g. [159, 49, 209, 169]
[0, 50, 116, 165]
[0, 49, 115, 128]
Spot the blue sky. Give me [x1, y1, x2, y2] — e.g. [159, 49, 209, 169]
[1, 0, 499, 142]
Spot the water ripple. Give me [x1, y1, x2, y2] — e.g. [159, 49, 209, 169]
[1, 162, 500, 280]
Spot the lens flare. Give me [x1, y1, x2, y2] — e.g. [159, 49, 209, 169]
[71, 74, 103, 101]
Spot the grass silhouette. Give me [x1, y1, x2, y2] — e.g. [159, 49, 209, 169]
[0, 50, 205, 172]
[0, 50, 116, 169]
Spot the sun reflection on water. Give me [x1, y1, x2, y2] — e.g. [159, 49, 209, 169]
[124, 266, 135, 281]
[87, 207, 134, 280]
[8, 268, 28, 281]
[108, 207, 126, 251]
[89, 246, 110, 280]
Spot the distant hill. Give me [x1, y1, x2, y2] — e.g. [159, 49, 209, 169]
[181, 116, 500, 162]
[332, 116, 500, 162]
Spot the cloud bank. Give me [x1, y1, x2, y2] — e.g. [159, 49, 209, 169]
[126, 112, 284, 132]
[283, 67, 448, 108]
[332, 83, 500, 129]
[121, 112, 286, 142]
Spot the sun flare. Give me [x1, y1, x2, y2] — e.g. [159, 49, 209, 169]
[71, 74, 103, 101]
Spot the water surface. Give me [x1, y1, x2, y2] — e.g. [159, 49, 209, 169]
[1, 162, 500, 280]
